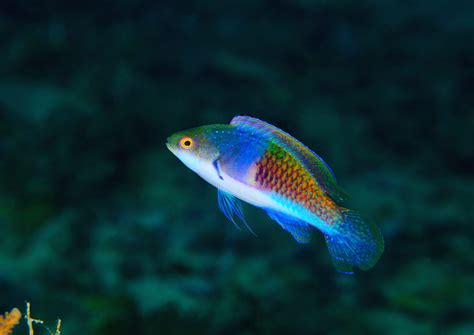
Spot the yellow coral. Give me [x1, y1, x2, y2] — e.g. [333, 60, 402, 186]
[0, 308, 21, 335]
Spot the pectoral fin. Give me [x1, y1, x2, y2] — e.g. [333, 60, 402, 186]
[213, 140, 266, 183]
[264, 208, 313, 243]
[213, 159, 224, 180]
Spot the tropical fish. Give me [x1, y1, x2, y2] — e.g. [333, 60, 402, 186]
[166, 116, 384, 273]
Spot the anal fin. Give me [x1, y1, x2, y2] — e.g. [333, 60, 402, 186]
[264, 209, 313, 243]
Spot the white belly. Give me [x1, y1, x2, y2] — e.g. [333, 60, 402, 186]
[198, 161, 322, 225]
[198, 161, 279, 209]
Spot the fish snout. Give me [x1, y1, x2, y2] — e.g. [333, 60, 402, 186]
[166, 137, 174, 152]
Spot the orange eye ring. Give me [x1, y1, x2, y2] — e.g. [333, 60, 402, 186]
[179, 137, 194, 149]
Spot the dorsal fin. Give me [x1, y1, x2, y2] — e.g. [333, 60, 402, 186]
[230, 116, 349, 203]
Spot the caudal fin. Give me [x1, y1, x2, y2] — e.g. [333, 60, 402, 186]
[324, 210, 384, 274]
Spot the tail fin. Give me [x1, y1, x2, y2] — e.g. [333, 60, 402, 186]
[324, 210, 384, 274]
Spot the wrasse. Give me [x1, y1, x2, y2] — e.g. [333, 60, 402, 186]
[166, 116, 384, 273]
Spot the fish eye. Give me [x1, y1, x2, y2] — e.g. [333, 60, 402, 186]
[179, 137, 194, 149]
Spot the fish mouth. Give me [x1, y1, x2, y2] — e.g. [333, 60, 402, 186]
[166, 137, 173, 151]
[166, 141, 178, 156]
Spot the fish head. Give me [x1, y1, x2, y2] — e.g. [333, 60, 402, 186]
[166, 124, 238, 181]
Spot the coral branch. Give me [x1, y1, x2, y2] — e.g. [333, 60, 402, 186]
[0, 308, 21, 335]
[26, 302, 44, 335]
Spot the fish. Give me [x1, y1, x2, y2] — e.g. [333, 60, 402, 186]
[166, 116, 384, 273]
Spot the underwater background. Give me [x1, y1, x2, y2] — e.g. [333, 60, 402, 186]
[0, 0, 473, 334]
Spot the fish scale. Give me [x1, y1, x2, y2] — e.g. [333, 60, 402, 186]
[254, 142, 340, 225]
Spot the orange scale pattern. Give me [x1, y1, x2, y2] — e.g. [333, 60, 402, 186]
[254, 144, 340, 225]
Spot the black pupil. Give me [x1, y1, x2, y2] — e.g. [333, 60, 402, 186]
[184, 140, 191, 146]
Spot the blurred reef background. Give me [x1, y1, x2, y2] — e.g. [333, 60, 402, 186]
[0, 0, 473, 334]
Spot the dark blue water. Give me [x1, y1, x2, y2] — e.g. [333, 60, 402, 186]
[0, 1, 473, 334]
